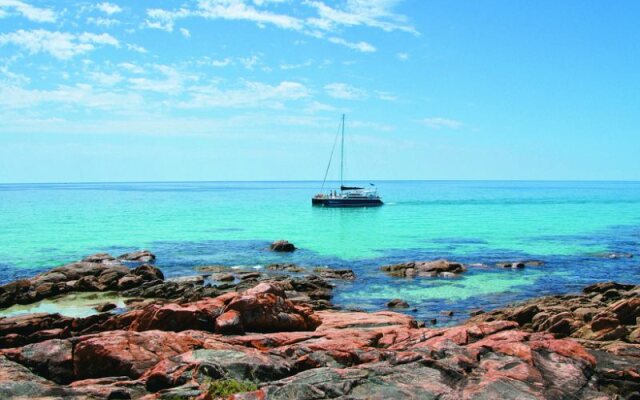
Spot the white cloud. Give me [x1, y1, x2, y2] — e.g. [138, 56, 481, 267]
[179, 27, 191, 38]
[0, 29, 119, 59]
[396, 52, 408, 61]
[376, 90, 397, 101]
[0, 81, 142, 110]
[211, 58, 232, 67]
[144, 0, 415, 53]
[196, 0, 304, 30]
[146, 1, 303, 32]
[145, 8, 190, 32]
[421, 117, 464, 130]
[118, 62, 145, 74]
[280, 59, 313, 70]
[324, 82, 366, 100]
[87, 16, 120, 27]
[89, 71, 123, 86]
[328, 37, 375, 53]
[239, 55, 260, 69]
[306, 0, 417, 35]
[128, 64, 196, 93]
[96, 2, 122, 15]
[180, 80, 309, 108]
[126, 43, 147, 53]
[0, 0, 56, 22]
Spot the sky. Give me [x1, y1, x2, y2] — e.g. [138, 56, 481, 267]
[0, 0, 639, 183]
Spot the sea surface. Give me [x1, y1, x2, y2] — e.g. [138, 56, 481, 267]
[1, 180, 639, 324]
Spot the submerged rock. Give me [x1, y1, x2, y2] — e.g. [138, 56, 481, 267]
[266, 263, 306, 273]
[381, 259, 466, 278]
[313, 268, 356, 280]
[495, 259, 545, 268]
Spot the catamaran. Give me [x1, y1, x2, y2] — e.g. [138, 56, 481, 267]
[312, 114, 383, 207]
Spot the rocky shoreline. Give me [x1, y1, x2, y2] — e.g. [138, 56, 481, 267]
[0, 250, 638, 399]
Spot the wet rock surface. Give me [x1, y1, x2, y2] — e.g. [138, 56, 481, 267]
[270, 240, 296, 252]
[0, 253, 637, 399]
[381, 259, 466, 278]
[0, 251, 162, 309]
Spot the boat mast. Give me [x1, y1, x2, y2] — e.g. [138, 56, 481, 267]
[340, 113, 345, 190]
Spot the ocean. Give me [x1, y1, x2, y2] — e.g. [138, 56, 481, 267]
[1, 180, 639, 324]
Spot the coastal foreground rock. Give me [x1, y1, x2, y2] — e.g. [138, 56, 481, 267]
[0, 254, 638, 399]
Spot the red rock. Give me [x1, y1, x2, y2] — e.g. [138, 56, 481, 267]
[215, 310, 243, 334]
[73, 330, 203, 379]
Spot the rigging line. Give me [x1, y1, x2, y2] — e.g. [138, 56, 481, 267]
[320, 120, 343, 192]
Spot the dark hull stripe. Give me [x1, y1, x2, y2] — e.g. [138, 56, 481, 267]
[312, 198, 384, 207]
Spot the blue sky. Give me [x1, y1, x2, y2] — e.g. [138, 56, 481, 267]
[0, 0, 639, 182]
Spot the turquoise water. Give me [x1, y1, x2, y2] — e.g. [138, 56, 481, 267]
[1, 181, 639, 323]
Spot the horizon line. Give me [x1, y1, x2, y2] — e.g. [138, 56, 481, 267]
[2, 178, 640, 185]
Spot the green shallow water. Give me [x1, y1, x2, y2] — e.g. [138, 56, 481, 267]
[1, 180, 639, 323]
[0, 292, 130, 318]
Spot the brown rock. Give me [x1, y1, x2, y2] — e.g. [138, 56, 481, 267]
[212, 273, 235, 281]
[118, 250, 156, 263]
[133, 264, 164, 281]
[117, 274, 143, 290]
[94, 302, 117, 313]
[386, 299, 409, 308]
[270, 240, 296, 252]
[381, 259, 466, 278]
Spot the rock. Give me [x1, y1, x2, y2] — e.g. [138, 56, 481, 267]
[94, 302, 118, 313]
[608, 298, 640, 325]
[381, 259, 466, 278]
[215, 310, 244, 334]
[7, 339, 74, 383]
[469, 309, 485, 317]
[212, 273, 235, 282]
[82, 253, 116, 263]
[0, 256, 163, 309]
[583, 282, 635, 294]
[117, 274, 143, 290]
[386, 299, 409, 308]
[238, 272, 262, 281]
[196, 265, 229, 273]
[574, 307, 598, 322]
[496, 260, 545, 268]
[0, 273, 637, 400]
[133, 264, 164, 281]
[270, 240, 296, 252]
[74, 330, 202, 379]
[312, 268, 356, 280]
[591, 252, 634, 259]
[628, 327, 640, 343]
[440, 310, 454, 317]
[118, 250, 156, 263]
[266, 264, 306, 273]
[168, 275, 205, 285]
[498, 261, 525, 268]
[0, 355, 65, 398]
[511, 304, 539, 325]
